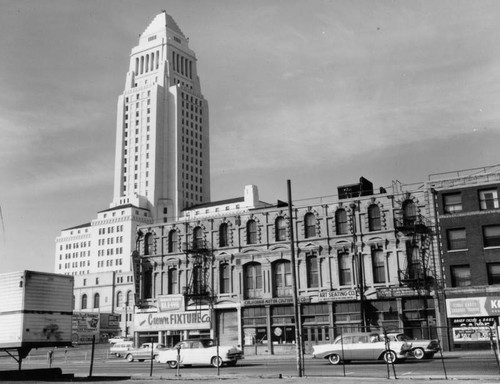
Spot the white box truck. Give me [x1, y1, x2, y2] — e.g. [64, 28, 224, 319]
[0, 271, 73, 369]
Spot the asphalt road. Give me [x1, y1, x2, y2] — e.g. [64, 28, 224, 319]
[1, 345, 499, 383]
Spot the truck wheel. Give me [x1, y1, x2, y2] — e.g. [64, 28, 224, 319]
[167, 361, 178, 369]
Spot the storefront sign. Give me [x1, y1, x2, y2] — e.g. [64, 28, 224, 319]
[318, 289, 357, 301]
[377, 287, 425, 298]
[157, 295, 184, 312]
[134, 310, 211, 331]
[243, 297, 310, 306]
[451, 317, 498, 343]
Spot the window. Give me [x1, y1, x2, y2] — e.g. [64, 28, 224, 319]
[447, 228, 467, 250]
[244, 262, 262, 299]
[488, 263, 500, 285]
[368, 204, 381, 231]
[479, 189, 499, 210]
[220, 263, 230, 293]
[247, 220, 257, 245]
[338, 252, 352, 286]
[144, 233, 153, 255]
[116, 291, 122, 308]
[168, 230, 177, 253]
[483, 225, 500, 247]
[81, 294, 87, 309]
[306, 254, 319, 288]
[273, 260, 292, 296]
[126, 290, 133, 306]
[450, 265, 471, 287]
[335, 209, 348, 235]
[275, 217, 287, 242]
[372, 248, 386, 283]
[443, 193, 462, 214]
[192, 266, 204, 295]
[406, 242, 423, 279]
[402, 200, 417, 226]
[93, 293, 100, 309]
[304, 213, 316, 238]
[193, 226, 203, 249]
[219, 223, 228, 247]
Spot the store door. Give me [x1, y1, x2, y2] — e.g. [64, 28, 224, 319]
[217, 309, 239, 345]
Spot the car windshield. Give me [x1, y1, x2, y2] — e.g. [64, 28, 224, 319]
[200, 339, 215, 348]
[395, 334, 412, 342]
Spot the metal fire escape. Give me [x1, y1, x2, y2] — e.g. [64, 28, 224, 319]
[182, 239, 215, 311]
[394, 213, 434, 291]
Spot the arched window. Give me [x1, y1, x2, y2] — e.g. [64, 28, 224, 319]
[192, 265, 204, 294]
[275, 217, 287, 242]
[338, 252, 352, 286]
[93, 293, 100, 309]
[220, 263, 230, 294]
[126, 290, 133, 306]
[244, 262, 262, 299]
[144, 233, 153, 256]
[219, 223, 228, 247]
[372, 248, 386, 284]
[403, 200, 417, 226]
[306, 254, 319, 288]
[168, 268, 178, 294]
[193, 226, 203, 249]
[304, 213, 316, 238]
[116, 291, 123, 308]
[335, 209, 348, 235]
[368, 204, 381, 231]
[247, 220, 257, 244]
[168, 230, 177, 253]
[81, 294, 87, 309]
[273, 260, 292, 296]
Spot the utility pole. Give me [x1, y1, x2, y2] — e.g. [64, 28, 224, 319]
[287, 180, 303, 377]
[350, 201, 367, 331]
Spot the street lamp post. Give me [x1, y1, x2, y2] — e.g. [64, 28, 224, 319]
[350, 201, 367, 331]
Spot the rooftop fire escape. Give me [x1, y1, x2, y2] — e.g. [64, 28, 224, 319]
[394, 211, 435, 291]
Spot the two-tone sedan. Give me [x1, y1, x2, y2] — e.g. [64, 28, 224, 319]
[156, 339, 243, 368]
[313, 332, 411, 365]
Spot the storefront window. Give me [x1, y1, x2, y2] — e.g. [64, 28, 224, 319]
[243, 307, 267, 345]
[271, 306, 295, 344]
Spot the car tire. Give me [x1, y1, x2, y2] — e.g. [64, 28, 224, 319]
[167, 361, 178, 369]
[328, 354, 341, 365]
[384, 350, 397, 364]
[211, 356, 223, 368]
[413, 348, 426, 360]
[126, 354, 134, 362]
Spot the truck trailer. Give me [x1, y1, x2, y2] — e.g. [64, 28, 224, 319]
[0, 270, 74, 369]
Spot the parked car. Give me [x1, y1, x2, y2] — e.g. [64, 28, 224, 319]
[124, 343, 166, 362]
[108, 336, 131, 344]
[312, 332, 411, 365]
[155, 339, 243, 368]
[110, 341, 134, 357]
[382, 333, 440, 360]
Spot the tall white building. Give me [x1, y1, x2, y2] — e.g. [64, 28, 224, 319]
[111, 11, 210, 220]
[55, 12, 210, 277]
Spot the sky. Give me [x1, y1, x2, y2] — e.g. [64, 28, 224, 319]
[1, 0, 499, 274]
